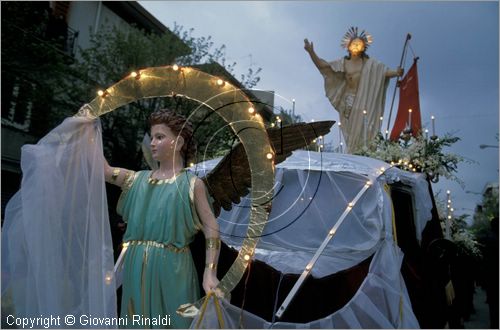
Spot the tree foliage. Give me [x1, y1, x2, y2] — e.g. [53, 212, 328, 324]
[172, 23, 262, 88]
[1, 2, 76, 135]
[471, 187, 499, 241]
[71, 23, 250, 169]
[2, 2, 262, 170]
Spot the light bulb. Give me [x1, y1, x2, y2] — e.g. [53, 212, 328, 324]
[104, 271, 113, 285]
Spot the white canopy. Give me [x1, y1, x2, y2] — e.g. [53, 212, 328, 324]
[191, 150, 430, 328]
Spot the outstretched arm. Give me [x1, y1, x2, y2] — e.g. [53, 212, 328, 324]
[386, 67, 404, 78]
[103, 159, 135, 188]
[304, 38, 331, 71]
[193, 178, 221, 295]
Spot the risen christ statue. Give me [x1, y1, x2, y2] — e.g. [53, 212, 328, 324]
[305, 27, 402, 153]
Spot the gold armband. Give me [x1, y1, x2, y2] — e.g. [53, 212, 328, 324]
[122, 171, 134, 188]
[206, 237, 221, 250]
[111, 168, 120, 182]
[205, 263, 217, 270]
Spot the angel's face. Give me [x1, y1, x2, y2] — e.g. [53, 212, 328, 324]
[150, 124, 178, 161]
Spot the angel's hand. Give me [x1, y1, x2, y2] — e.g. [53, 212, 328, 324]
[74, 104, 97, 120]
[202, 269, 220, 294]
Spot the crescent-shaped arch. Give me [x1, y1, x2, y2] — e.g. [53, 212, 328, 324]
[79, 65, 275, 296]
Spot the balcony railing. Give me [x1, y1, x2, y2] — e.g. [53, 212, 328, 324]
[45, 14, 79, 58]
[65, 26, 79, 58]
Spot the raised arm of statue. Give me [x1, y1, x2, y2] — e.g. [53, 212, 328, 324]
[304, 38, 331, 72]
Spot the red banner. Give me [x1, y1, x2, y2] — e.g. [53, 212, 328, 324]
[390, 60, 422, 140]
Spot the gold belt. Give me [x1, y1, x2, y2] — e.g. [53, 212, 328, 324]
[122, 240, 189, 253]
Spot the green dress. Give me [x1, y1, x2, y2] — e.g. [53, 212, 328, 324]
[117, 170, 203, 328]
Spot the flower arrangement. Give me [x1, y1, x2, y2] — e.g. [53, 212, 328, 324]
[451, 227, 483, 259]
[354, 132, 465, 184]
[437, 213, 483, 259]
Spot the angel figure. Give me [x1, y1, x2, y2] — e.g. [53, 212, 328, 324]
[106, 108, 334, 328]
[1, 98, 333, 329]
[305, 27, 403, 153]
[104, 109, 223, 328]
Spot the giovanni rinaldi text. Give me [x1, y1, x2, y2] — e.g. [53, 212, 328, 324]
[6, 314, 172, 328]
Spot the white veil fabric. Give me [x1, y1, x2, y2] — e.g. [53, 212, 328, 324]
[1, 116, 117, 327]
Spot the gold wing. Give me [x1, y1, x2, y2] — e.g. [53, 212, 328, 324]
[202, 121, 335, 216]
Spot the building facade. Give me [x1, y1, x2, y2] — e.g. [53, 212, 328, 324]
[1, 1, 188, 218]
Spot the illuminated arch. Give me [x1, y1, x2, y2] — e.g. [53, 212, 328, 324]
[81, 65, 275, 296]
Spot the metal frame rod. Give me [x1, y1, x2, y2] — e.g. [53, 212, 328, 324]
[275, 181, 373, 319]
[385, 33, 412, 136]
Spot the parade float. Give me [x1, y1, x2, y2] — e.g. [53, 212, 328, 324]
[2, 27, 464, 328]
[188, 148, 452, 328]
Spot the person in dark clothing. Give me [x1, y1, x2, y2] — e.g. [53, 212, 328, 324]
[481, 217, 499, 329]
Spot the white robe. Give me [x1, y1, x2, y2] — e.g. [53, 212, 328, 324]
[320, 57, 390, 153]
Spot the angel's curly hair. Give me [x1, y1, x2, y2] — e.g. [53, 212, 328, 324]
[149, 109, 197, 165]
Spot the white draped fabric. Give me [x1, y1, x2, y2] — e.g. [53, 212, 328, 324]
[384, 169, 434, 243]
[218, 168, 384, 277]
[193, 151, 433, 277]
[193, 241, 417, 329]
[190, 150, 426, 328]
[1, 117, 117, 327]
[321, 57, 390, 153]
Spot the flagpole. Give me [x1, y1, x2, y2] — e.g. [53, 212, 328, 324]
[385, 33, 412, 136]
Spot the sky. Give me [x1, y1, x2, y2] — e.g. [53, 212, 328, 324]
[139, 1, 499, 222]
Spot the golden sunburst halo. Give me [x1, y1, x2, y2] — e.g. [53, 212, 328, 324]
[341, 26, 373, 50]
